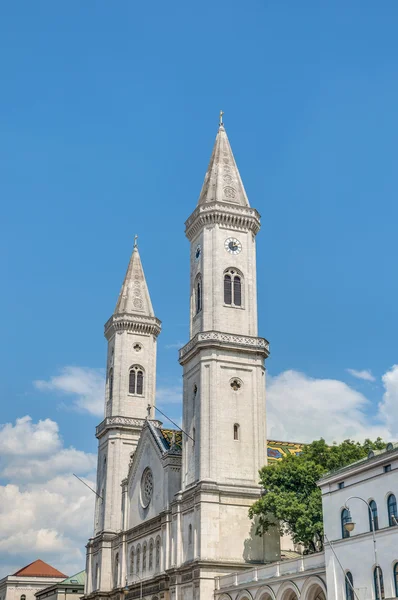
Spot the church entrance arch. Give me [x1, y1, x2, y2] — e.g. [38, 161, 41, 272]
[276, 581, 300, 600]
[300, 576, 327, 600]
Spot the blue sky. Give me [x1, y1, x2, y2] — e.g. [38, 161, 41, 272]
[1, 0, 398, 577]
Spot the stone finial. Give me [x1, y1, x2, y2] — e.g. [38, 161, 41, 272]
[219, 110, 224, 127]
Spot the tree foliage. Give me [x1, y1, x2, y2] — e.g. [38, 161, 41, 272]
[249, 438, 385, 553]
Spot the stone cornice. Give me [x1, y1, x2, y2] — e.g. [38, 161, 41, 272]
[179, 330, 270, 364]
[104, 313, 161, 340]
[185, 201, 261, 241]
[96, 416, 162, 439]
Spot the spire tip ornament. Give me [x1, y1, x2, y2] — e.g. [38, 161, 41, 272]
[134, 234, 138, 249]
[219, 110, 224, 127]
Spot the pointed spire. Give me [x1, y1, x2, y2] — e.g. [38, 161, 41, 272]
[114, 239, 155, 316]
[197, 113, 250, 207]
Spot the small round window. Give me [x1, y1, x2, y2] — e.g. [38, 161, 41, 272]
[141, 467, 153, 508]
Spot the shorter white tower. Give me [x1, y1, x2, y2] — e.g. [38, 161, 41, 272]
[88, 240, 161, 593]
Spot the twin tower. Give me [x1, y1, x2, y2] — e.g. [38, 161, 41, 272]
[89, 119, 270, 599]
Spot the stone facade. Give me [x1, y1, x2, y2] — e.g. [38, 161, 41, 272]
[84, 121, 278, 600]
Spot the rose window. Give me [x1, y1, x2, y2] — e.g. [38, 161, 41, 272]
[141, 467, 153, 507]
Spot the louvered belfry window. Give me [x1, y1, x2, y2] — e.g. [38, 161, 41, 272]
[224, 269, 243, 306]
[224, 274, 232, 304]
[233, 276, 242, 306]
[129, 366, 144, 395]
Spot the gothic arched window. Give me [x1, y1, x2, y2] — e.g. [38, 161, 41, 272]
[143, 543, 147, 572]
[129, 365, 144, 395]
[113, 553, 119, 588]
[224, 269, 243, 307]
[388, 493, 397, 526]
[369, 500, 379, 531]
[341, 508, 350, 539]
[234, 423, 240, 440]
[109, 368, 113, 401]
[129, 548, 135, 575]
[149, 541, 154, 570]
[394, 563, 398, 597]
[188, 524, 192, 545]
[374, 566, 384, 600]
[345, 572, 354, 600]
[155, 537, 161, 569]
[195, 275, 202, 314]
[136, 546, 141, 574]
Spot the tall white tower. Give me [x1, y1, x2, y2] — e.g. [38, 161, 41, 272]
[177, 119, 270, 591]
[88, 241, 161, 592]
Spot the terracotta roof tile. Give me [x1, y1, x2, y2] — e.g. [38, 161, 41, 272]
[13, 560, 67, 578]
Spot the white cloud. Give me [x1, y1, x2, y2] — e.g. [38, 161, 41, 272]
[0, 415, 96, 578]
[34, 366, 105, 417]
[378, 365, 398, 438]
[346, 368, 376, 382]
[156, 384, 183, 405]
[0, 416, 61, 456]
[267, 369, 391, 444]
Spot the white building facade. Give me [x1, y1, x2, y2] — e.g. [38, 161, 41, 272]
[319, 443, 398, 600]
[215, 445, 398, 600]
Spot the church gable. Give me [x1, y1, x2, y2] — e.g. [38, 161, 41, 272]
[126, 422, 181, 530]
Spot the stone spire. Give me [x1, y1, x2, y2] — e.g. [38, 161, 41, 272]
[197, 119, 250, 208]
[114, 240, 155, 317]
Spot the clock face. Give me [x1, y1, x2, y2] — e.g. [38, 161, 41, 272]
[195, 245, 201, 261]
[225, 237, 242, 255]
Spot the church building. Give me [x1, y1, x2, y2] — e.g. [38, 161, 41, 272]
[84, 117, 284, 600]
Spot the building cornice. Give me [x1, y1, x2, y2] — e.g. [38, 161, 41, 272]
[95, 416, 162, 439]
[179, 331, 270, 365]
[318, 447, 398, 487]
[185, 201, 261, 241]
[104, 313, 161, 340]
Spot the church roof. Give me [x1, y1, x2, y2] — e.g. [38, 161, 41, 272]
[13, 559, 67, 578]
[114, 242, 155, 317]
[267, 439, 304, 463]
[159, 428, 183, 452]
[197, 122, 250, 208]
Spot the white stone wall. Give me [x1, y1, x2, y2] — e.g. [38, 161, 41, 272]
[182, 347, 266, 488]
[189, 225, 258, 339]
[106, 330, 157, 420]
[320, 450, 398, 600]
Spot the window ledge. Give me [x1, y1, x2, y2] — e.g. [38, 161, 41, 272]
[223, 304, 245, 310]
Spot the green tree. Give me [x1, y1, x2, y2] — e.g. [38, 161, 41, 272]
[249, 438, 385, 553]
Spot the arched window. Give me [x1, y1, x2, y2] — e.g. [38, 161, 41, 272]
[193, 384, 197, 413]
[393, 563, 398, 597]
[129, 365, 144, 395]
[136, 546, 141, 574]
[149, 541, 153, 570]
[345, 571, 354, 600]
[130, 548, 135, 575]
[95, 563, 99, 590]
[388, 494, 397, 526]
[341, 508, 350, 539]
[224, 269, 243, 307]
[233, 275, 242, 306]
[113, 553, 119, 588]
[374, 566, 384, 600]
[369, 500, 379, 531]
[188, 524, 193, 545]
[143, 544, 147, 572]
[109, 368, 113, 401]
[20, 596, 26, 600]
[192, 427, 195, 446]
[234, 423, 240, 441]
[155, 538, 160, 569]
[195, 276, 202, 314]
[224, 274, 232, 304]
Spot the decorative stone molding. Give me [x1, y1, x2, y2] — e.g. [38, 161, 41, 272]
[179, 330, 270, 363]
[185, 201, 261, 241]
[96, 417, 162, 438]
[104, 313, 162, 340]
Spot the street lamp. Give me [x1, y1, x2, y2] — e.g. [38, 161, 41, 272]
[123, 576, 143, 600]
[344, 496, 382, 600]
